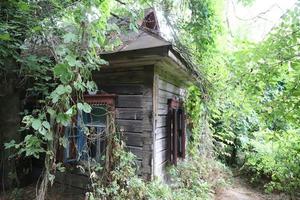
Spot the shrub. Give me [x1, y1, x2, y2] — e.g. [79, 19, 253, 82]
[243, 129, 300, 194]
[168, 156, 229, 200]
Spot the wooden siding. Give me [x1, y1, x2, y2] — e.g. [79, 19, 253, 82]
[93, 66, 154, 179]
[153, 69, 186, 178]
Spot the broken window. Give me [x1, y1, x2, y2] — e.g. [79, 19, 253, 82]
[64, 94, 116, 164]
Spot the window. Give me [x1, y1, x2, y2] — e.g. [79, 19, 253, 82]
[167, 98, 186, 165]
[64, 94, 116, 163]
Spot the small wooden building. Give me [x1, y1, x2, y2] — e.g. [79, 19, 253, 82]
[82, 10, 197, 180]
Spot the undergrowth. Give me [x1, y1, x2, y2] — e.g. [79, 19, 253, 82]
[87, 141, 230, 200]
[242, 129, 300, 195]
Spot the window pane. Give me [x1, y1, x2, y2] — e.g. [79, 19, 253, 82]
[81, 105, 107, 162]
[82, 105, 107, 127]
[65, 126, 78, 161]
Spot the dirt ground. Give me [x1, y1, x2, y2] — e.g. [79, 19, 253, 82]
[215, 176, 292, 200]
[0, 174, 295, 200]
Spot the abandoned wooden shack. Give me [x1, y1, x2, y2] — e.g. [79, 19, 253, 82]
[92, 11, 198, 180]
[0, 9, 198, 192]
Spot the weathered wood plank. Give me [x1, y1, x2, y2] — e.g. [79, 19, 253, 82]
[155, 63, 189, 87]
[158, 89, 181, 100]
[98, 65, 154, 73]
[126, 146, 143, 159]
[158, 79, 182, 95]
[155, 137, 168, 153]
[116, 108, 143, 120]
[90, 66, 156, 179]
[101, 84, 144, 95]
[143, 97, 153, 111]
[123, 132, 143, 147]
[117, 95, 143, 108]
[117, 119, 143, 133]
[156, 115, 167, 128]
[155, 127, 167, 140]
[94, 71, 148, 84]
[157, 108, 168, 115]
[154, 161, 167, 177]
[154, 149, 167, 166]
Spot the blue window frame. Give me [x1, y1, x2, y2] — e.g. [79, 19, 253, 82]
[64, 105, 108, 163]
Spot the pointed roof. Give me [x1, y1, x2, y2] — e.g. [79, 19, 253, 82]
[103, 9, 199, 83]
[112, 8, 171, 52]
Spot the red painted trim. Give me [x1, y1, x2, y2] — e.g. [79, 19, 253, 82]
[182, 108, 186, 159]
[173, 109, 178, 165]
[167, 98, 186, 163]
[83, 94, 117, 109]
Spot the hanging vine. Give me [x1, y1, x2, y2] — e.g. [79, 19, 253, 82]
[1, 0, 149, 199]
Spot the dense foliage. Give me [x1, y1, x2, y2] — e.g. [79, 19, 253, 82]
[205, 1, 300, 195]
[243, 129, 300, 193]
[1, 0, 300, 199]
[1, 0, 147, 199]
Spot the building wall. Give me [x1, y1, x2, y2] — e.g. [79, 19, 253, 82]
[152, 66, 186, 179]
[93, 65, 154, 179]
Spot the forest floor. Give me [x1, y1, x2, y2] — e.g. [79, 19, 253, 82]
[215, 173, 290, 200]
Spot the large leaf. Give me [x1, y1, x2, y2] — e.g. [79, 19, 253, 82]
[63, 32, 77, 43]
[32, 119, 42, 130]
[77, 102, 92, 113]
[53, 63, 73, 84]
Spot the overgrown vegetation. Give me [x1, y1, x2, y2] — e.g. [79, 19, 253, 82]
[1, 0, 147, 199]
[205, 1, 300, 196]
[1, 0, 300, 199]
[243, 129, 300, 193]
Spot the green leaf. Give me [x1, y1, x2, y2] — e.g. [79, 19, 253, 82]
[55, 85, 71, 95]
[18, 1, 30, 11]
[59, 137, 68, 148]
[65, 55, 77, 67]
[32, 119, 42, 130]
[0, 33, 11, 41]
[38, 127, 47, 135]
[47, 108, 56, 117]
[74, 81, 85, 92]
[63, 32, 77, 43]
[53, 63, 72, 84]
[56, 113, 70, 126]
[66, 106, 76, 116]
[4, 140, 16, 149]
[83, 103, 92, 113]
[77, 102, 84, 111]
[77, 102, 92, 113]
[42, 121, 50, 130]
[86, 81, 98, 93]
[44, 131, 53, 141]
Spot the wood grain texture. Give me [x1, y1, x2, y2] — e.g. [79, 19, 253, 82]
[93, 66, 154, 179]
[117, 95, 143, 108]
[153, 73, 186, 178]
[116, 108, 143, 120]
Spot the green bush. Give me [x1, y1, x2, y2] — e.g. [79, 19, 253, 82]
[167, 156, 229, 200]
[243, 129, 300, 194]
[89, 154, 228, 200]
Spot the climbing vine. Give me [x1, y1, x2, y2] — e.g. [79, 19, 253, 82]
[185, 85, 202, 156]
[1, 0, 149, 199]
